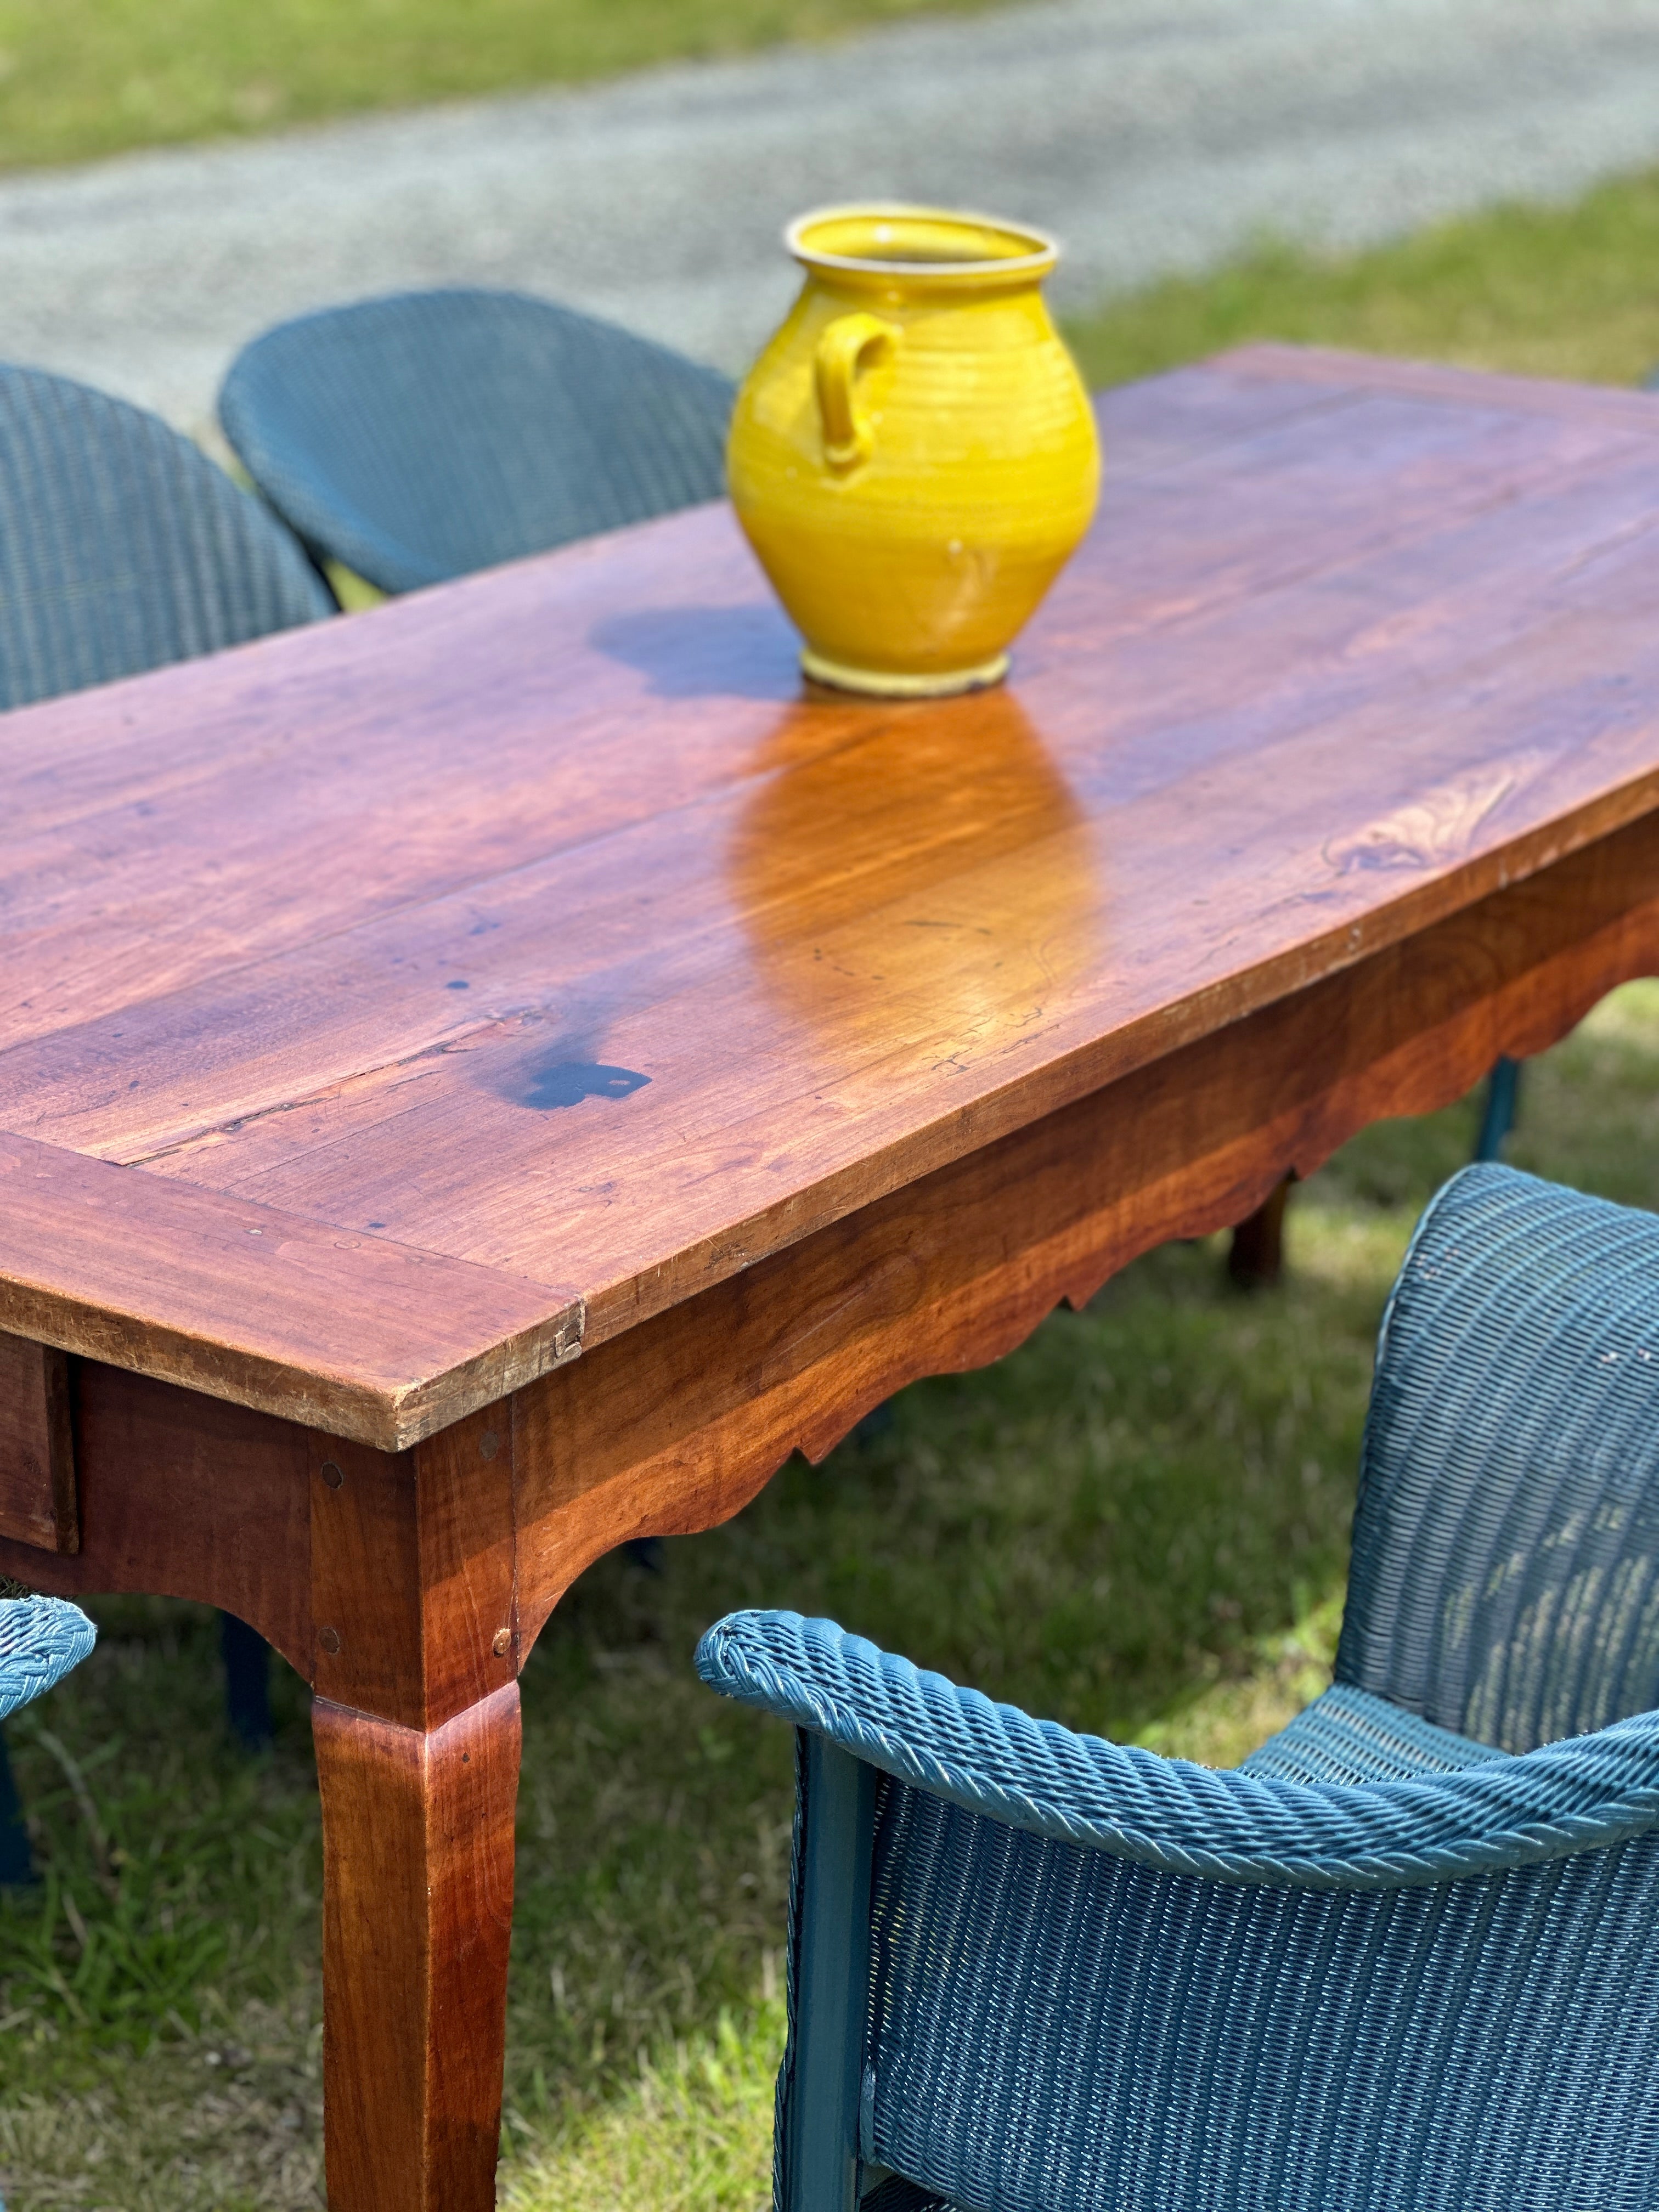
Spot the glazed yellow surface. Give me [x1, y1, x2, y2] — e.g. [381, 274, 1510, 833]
[727, 205, 1101, 696]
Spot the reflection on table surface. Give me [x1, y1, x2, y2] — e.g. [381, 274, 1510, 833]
[729, 684, 1105, 1064]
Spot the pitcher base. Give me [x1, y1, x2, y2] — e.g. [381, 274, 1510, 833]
[800, 648, 1010, 699]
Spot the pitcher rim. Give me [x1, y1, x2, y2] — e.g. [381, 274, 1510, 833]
[785, 202, 1060, 285]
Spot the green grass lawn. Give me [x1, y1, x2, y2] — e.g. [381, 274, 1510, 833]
[0, 0, 1007, 173]
[6, 177, 1659, 2209]
[1062, 165, 1659, 393]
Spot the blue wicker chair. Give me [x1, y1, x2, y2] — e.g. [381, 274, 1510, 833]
[0, 362, 331, 1804]
[0, 1595, 97, 1884]
[700, 1162, 1659, 2212]
[0, 362, 331, 710]
[217, 287, 734, 596]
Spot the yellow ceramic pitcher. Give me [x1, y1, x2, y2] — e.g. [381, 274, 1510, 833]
[726, 204, 1101, 697]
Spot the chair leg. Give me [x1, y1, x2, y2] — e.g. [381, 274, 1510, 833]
[851, 1401, 896, 1448]
[220, 1611, 274, 1751]
[1227, 1175, 1293, 1290]
[1474, 1056, 1523, 1163]
[0, 1725, 33, 1886]
[783, 1735, 876, 2212]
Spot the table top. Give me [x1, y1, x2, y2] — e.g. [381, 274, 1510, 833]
[4, 342, 1659, 1448]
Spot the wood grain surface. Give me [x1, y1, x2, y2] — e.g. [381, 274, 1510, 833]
[306, 1416, 524, 2209]
[309, 1406, 517, 1730]
[4, 345, 1659, 1436]
[314, 1684, 521, 2212]
[0, 1363, 312, 1664]
[0, 1327, 76, 1552]
[0, 1130, 580, 1449]
[509, 803, 1659, 1640]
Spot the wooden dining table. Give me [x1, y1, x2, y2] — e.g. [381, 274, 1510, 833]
[4, 341, 1659, 2207]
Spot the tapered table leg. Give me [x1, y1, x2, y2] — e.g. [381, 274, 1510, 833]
[314, 1681, 522, 2212]
[307, 1403, 523, 2212]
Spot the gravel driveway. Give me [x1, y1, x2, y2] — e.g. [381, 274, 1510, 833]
[3, 0, 1659, 435]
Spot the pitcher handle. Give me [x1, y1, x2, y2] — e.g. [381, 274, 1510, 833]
[814, 313, 900, 472]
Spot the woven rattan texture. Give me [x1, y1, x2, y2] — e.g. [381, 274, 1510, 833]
[218, 288, 734, 596]
[699, 1167, 1659, 2212]
[866, 1778, 1659, 2212]
[697, 1611, 1659, 1889]
[843, 1694, 1501, 2211]
[1240, 1681, 1505, 1785]
[861, 2178, 955, 2212]
[0, 1598, 95, 1723]
[0, 363, 331, 711]
[1339, 1164, 1659, 1751]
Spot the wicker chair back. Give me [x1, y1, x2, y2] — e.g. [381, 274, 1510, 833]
[699, 1165, 1659, 2212]
[0, 362, 330, 712]
[218, 287, 733, 595]
[1340, 1161, 1659, 1750]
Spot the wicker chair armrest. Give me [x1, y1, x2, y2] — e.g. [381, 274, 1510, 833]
[0, 1597, 97, 1722]
[697, 1610, 1659, 1892]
